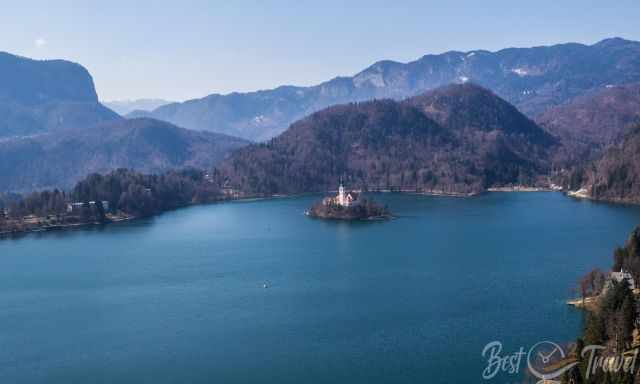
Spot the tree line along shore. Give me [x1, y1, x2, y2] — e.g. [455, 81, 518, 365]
[0, 161, 636, 238]
[0, 169, 226, 237]
[0, 166, 574, 238]
[559, 227, 640, 383]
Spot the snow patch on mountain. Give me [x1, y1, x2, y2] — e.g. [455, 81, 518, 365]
[512, 68, 529, 76]
[252, 115, 266, 125]
[353, 71, 386, 88]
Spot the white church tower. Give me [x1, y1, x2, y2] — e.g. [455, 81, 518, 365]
[338, 181, 346, 206]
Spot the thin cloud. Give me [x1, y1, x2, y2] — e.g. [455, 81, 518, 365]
[34, 37, 47, 48]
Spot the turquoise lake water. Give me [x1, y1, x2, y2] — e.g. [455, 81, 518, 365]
[1, 192, 640, 383]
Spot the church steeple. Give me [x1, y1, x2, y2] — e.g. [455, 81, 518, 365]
[338, 179, 345, 206]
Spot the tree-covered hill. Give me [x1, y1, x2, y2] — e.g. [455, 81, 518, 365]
[537, 83, 640, 165]
[572, 125, 640, 203]
[140, 38, 640, 141]
[0, 118, 249, 192]
[215, 84, 558, 195]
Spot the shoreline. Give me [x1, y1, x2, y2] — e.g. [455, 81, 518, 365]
[368, 188, 482, 197]
[566, 296, 599, 311]
[413, 190, 481, 197]
[306, 212, 394, 221]
[566, 188, 591, 200]
[487, 186, 562, 193]
[0, 215, 136, 239]
[305, 209, 394, 222]
[0, 187, 582, 240]
[566, 188, 640, 206]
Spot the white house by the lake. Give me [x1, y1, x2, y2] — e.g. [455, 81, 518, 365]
[607, 269, 636, 291]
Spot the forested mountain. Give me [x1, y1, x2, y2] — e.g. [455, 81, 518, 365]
[0, 101, 120, 138]
[140, 38, 640, 141]
[0, 51, 119, 138]
[0, 118, 248, 192]
[572, 125, 640, 203]
[214, 84, 557, 195]
[537, 83, 640, 163]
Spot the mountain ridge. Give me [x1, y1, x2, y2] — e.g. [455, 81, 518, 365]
[0, 118, 249, 192]
[105, 99, 173, 115]
[213, 84, 557, 195]
[140, 37, 640, 141]
[0, 51, 120, 138]
[0, 51, 98, 104]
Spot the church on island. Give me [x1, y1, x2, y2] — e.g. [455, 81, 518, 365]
[308, 181, 389, 220]
[323, 182, 360, 208]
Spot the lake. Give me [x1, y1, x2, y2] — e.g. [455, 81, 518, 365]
[1, 192, 640, 383]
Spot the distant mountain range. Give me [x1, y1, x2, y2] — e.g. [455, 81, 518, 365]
[215, 84, 557, 195]
[0, 118, 248, 192]
[0, 52, 249, 192]
[4, 38, 640, 200]
[103, 99, 173, 116]
[137, 38, 640, 142]
[0, 52, 119, 138]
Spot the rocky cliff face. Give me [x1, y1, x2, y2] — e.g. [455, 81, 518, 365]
[0, 52, 119, 138]
[0, 52, 99, 105]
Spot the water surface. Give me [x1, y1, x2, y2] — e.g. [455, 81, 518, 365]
[1, 193, 640, 383]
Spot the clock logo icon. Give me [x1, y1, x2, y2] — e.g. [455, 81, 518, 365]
[527, 341, 578, 383]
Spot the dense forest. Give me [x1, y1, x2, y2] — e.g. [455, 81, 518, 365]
[0, 168, 223, 234]
[537, 84, 640, 166]
[215, 84, 557, 196]
[0, 118, 248, 192]
[566, 125, 640, 203]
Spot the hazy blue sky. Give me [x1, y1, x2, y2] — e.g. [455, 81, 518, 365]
[2, 1, 638, 101]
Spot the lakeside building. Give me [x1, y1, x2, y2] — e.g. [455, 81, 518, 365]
[606, 269, 636, 291]
[66, 201, 110, 214]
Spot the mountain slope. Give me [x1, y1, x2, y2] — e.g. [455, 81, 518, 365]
[407, 83, 555, 145]
[537, 83, 640, 163]
[575, 125, 640, 204]
[142, 38, 640, 141]
[0, 118, 249, 192]
[0, 101, 120, 138]
[0, 52, 98, 105]
[0, 52, 119, 138]
[215, 84, 557, 195]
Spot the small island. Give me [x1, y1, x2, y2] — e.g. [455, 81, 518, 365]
[307, 182, 392, 221]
